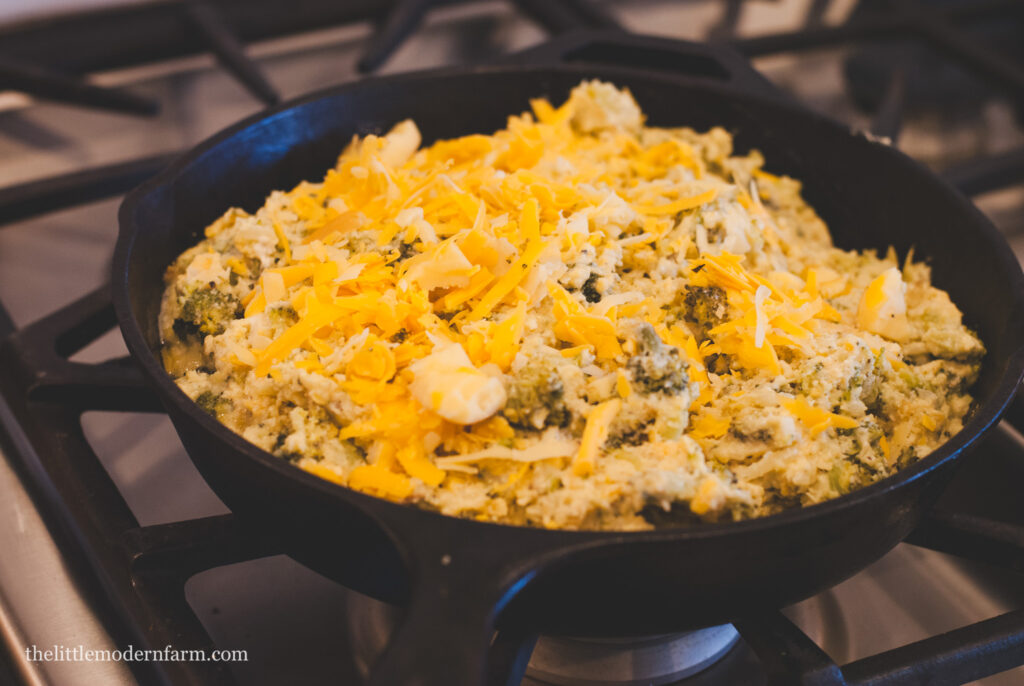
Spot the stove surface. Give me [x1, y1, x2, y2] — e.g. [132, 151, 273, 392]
[0, 1, 1023, 684]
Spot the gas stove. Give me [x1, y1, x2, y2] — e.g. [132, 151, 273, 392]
[1, 1, 1023, 685]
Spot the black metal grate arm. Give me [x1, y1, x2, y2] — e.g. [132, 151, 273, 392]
[183, 0, 280, 106]
[0, 153, 177, 228]
[0, 57, 159, 117]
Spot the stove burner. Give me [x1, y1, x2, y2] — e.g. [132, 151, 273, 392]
[2, 2, 1024, 684]
[344, 587, 738, 684]
[525, 627, 740, 686]
[346, 593, 401, 680]
[839, 0, 1024, 129]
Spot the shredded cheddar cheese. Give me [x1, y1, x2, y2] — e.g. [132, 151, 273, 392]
[573, 399, 622, 477]
[160, 80, 983, 531]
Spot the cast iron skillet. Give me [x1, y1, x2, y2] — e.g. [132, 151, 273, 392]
[114, 32, 1024, 686]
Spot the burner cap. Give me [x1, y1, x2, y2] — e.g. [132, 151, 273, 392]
[526, 626, 740, 686]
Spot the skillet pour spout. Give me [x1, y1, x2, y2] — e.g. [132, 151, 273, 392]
[114, 32, 1024, 685]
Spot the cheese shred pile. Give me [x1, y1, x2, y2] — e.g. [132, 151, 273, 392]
[160, 81, 983, 530]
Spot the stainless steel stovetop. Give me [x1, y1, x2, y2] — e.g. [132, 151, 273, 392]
[0, 1, 1022, 684]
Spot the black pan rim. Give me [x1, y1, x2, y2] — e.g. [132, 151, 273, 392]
[114, 60, 1024, 543]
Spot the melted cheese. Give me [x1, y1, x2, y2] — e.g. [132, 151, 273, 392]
[782, 397, 858, 437]
[435, 436, 577, 471]
[349, 464, 413, 499]
[408, 341, 506, 425]
[857, 267, 909, 340]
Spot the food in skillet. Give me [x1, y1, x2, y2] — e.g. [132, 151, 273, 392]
[160, 81, 983, 530]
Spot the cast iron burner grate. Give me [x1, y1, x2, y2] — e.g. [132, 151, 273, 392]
[1, 285, 1023, 684]
[1, 0, 1024, 684]
[0, 0, 1022, 228]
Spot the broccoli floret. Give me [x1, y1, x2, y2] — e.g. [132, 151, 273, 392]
[397, 240, 419, 262]
[582, 273, 602, 303]
[267, 304, 298, 328]
[502, 367, 570, 430]
[607, 421, 650, 448]
[229, 256, 262, 287]
[244, 256, 263, 278]
[680, 285, 727, 339]
[634, 323, 662, 351]
[178, 286, 241, 336]
[627, 324, 690, 395]
[195, 391, 230, 417]
[828, 461, 854, 495]
[172, 317, 200, 341]
[728, 425, 772, 442]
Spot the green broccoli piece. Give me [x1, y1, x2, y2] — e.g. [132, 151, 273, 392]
[267, 304, 298, 328]
[195, 391, 230, 417]
[244, 256, 263, 278]
[628, 324, 690, 395]
[607, 422, 650, 448]
[502, 367, 570, 430]
[680, 285, 727, 339]
[397, 240, 419, 262]
[582, 273, 602, 303]
[177, 285, 241, 336]
[229, 257, 262, 287]
[828, 461, 853, 495]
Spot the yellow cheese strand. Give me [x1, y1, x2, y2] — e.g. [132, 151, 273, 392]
[690, 414, 730, 439]
[468, 236, 546, 320]
[573, 399, 621, 477]
[348, 464, 413, 499]
[634, 188, 717, 216]
[243, 290, 267, 318]
[487, 300, 527, 370]
[304, 462, 345, 485]
[254, 298, 341, 376]
[272, 222, 292, 262]
[782, 397, 858, 437]
[396, 442, 445, 487]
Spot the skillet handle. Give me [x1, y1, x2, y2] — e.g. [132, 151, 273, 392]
[500, 29, 783, 99]
[363, 514, 568, 686]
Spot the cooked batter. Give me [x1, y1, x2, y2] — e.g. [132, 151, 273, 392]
[160, 81, 983, 530]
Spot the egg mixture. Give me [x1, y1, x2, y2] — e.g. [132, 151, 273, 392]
[159, 81, 983, 530]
